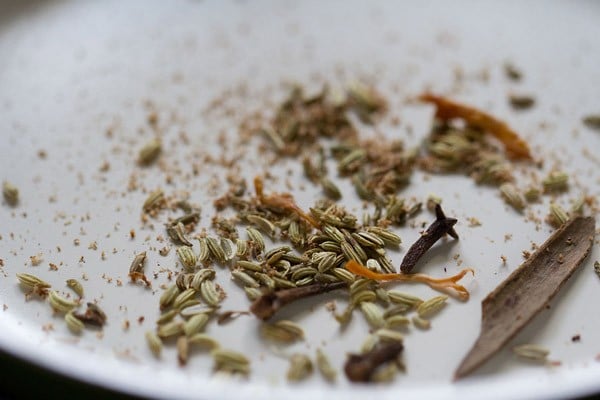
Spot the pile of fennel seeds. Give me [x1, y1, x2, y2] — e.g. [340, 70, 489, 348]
[11, 79, 597, 383]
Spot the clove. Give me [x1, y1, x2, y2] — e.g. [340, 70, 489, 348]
[344, 341, 404, 382]
[400, 203, 458, 273]
[250, 282, 346, 320]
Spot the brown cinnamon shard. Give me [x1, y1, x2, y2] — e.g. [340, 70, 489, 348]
[250, 282, 346, 320]
[419, 93, 532, 160]
[454, 216, 595, 380]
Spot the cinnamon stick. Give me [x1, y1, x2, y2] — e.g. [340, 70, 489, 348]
[455, 216, 595, 379]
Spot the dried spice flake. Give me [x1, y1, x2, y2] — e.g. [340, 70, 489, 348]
[582, 115, 600, 131]
[128, 251, 151, 287]
[74, 303, 108, 327]
[508, 95, 535, 110]
[2, 181, 19, 206]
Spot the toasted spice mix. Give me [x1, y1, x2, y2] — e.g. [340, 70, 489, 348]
[7, 75, 598, 386]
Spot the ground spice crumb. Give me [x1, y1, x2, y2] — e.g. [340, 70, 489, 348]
[571, 334, 581, 342]
[501, 255, 507, 265]
[522, 251, 531, 259]
[49, 263, 58, 271]
[467, 217, 481, 227]
[508, 94, 535, 110]
[29, 254, 43, 266]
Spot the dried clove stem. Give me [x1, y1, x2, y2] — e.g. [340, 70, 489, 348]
[344, 341, 404, 382]
[400, 203, 458, 273]
[250, 282, 346, 320]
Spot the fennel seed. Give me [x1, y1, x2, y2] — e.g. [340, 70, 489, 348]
[261, 320, 304, 343]
[145, 331, 162, 357]
[2, 181, 19, 206]
[65, 310, 85, 334]
[138, 138, 161, 165]
[512, 344, 550, 362]
[287, 354, 313, 382]
[48, 291, 79, 313]
[66, 279, 84, 298]
[188, 333, 220, 350]
[176, 246, 197, 270]
[412, 315, 431, 330]
[360, 301, 385, 328]
[417, 295, 448, 318]
[211, 349, 250, 375]
[316, 348, 337, 382]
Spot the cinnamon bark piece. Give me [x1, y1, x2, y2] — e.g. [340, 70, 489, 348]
[455, 216, 595, 379]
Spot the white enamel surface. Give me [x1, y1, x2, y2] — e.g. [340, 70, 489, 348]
[1, 1, 599, 399]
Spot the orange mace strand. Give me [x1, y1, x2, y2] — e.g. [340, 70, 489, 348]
[345, 259, 473, 301]
[254, 176, 321, 229]
[419, 93, 532, 161]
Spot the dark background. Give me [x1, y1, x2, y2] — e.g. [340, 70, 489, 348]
[0, 348, 141, 400]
